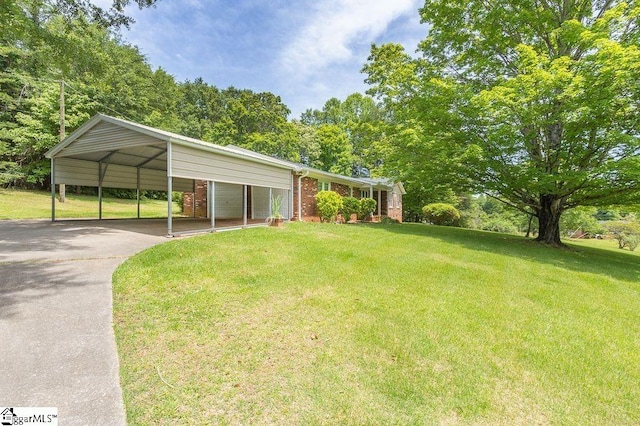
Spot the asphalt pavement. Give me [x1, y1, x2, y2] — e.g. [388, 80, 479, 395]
[0, 219, 167, 425]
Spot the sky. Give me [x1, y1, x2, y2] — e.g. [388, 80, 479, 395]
[110, 0, 426, 118]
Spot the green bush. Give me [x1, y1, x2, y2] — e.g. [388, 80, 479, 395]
[422, 203, 461, 226]
[381, 216, 400, 224]
[621, 234, 639, 251]
[315, 191, 343, 222]
[560, 207, 605, 237]
[481, 217, 518, 234]
[606, 221, 640, 251]
[358, 197, 377, 220]
[172, 191, 184, 213]
[341, 197, 360, 222]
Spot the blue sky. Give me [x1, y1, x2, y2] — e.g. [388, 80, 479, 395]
[111, 0, 426, 118]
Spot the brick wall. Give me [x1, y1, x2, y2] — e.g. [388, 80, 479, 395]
[380, 191, 388, 216]
[331, 183, 350, 197]
[182, 180, 207, 218]
[183, 192, 195, 217]
[301, 176, 319, 220]
[387, 191, 403, 222]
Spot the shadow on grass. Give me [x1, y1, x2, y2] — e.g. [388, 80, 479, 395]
[370, 223, 640, 284]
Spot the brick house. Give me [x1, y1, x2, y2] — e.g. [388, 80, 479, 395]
[181, 146, 405, 223]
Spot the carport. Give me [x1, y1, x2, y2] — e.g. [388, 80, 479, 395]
[45, 114, 294, 236]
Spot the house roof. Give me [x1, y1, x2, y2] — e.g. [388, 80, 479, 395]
[226, 145, 398, 189]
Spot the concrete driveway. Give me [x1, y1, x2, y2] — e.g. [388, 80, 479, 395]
[0, 219, 169, 425]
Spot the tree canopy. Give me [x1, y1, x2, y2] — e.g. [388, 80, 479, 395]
[364, 0, 640, 245]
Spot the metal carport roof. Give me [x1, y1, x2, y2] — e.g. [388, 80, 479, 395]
[45, 114, 296, 236]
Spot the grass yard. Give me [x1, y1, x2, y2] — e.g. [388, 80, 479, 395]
[0, 188, 179, 219]
[113, 222, 640, 425]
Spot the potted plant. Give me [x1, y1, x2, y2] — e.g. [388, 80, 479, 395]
[269, 195, 285, 227]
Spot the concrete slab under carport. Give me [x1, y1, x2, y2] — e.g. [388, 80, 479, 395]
[46, 216, 270, 237]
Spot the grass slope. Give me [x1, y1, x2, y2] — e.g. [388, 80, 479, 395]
[0, 188, 178, 219]
[113, 222, 640, 425]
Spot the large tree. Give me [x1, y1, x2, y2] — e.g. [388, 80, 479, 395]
[364, 1, 640, 245]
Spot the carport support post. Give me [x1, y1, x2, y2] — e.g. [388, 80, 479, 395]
[210, 181, 215, 229]
[243, 185, 248, 226]
[136, 167, 141, 219]
[98, 163, 103, 220]
[167, 176, 173, 236]
[167, 142, 173, 237]
[377, 189, 381, 217]
[50, 158, 56, 221]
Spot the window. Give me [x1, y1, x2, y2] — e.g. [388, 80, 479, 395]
[360, 189, 370, 198]
[388, 192, 393, 208]
[318, 181, 330, 191]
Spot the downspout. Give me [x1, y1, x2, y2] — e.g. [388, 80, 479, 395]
[298, 170, 309, 221]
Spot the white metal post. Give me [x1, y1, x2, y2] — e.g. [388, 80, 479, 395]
[98, 162, 103, 220]
[210, 181, 215, 229]
[136, 167, 141, 219]
[51, 158, 56, 221]
[243, 185, 248, 226]
[167, 142, 173, 237]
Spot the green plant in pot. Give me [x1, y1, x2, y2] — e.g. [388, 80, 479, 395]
[269, 195, 285, 227]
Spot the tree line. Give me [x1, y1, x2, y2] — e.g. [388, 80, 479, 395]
[0, 0, 387, 190]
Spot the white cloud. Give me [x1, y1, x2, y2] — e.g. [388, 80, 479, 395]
[279, 0, 420, 78]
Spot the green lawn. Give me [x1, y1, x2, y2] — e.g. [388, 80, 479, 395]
[0, 188, 178, 219]
[113, 222, 640, 425]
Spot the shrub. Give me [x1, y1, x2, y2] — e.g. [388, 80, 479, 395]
[621, 234, 639, 252]
[315, 191, 342, 222]
[172, 191, 184, 213]
[606, 221, 640, 251]
[341, 197, 360, 222]
[422, 203, 461, 226]
[481, 217, 518, 234]
[381, 216, 400, 224]
[358, 197, 377, 220]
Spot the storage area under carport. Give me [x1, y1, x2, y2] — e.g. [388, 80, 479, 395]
[45, 114, 294, 236]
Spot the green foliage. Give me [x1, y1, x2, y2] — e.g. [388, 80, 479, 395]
[340, 196, 360, 221]
[358, 197, 377, 220]
[422, 203, 460, 226]
[270, 195, 284, 219]
[457, 195, 529, 234]
[595, 209, 622, 221]
[172, 191, 184, 214]
[300, 93, 385, 177]
[312, 124, 353, 176]
[364, 1, 640, 245]
[621, 235, 639, 252]
[561, 207, 606, 237]
[606, 220, 640, 251]
[380, 216, 400, 224]
[315, 191, 342, 222]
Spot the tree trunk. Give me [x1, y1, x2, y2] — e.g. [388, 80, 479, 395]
[535, 195, 563, 246]
[525, 214, 533, 238]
